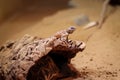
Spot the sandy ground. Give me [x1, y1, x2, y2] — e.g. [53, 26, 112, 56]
[0, 0, 120, 80]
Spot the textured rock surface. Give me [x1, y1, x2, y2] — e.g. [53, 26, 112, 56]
[0, 27, 85, 80]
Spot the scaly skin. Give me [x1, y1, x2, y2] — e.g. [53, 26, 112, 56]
[0, 27, 85, 80]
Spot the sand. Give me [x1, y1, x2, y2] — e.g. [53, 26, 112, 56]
[0, 0, 120, 80]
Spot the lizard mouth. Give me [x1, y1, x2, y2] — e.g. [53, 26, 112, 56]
[27, 40, 85, 80]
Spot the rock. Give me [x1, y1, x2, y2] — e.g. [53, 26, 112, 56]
[0, 27, 85, 80]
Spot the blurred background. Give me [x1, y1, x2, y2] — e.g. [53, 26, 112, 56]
[0, 0, 120, 79]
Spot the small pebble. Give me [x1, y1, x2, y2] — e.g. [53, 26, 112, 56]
[90, 58, 93, 61]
